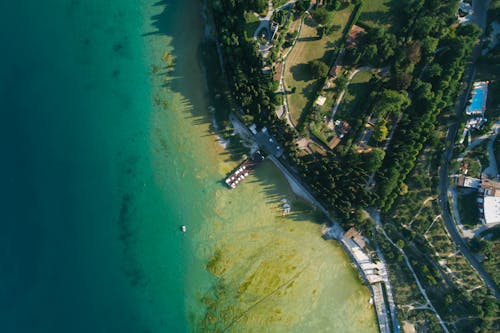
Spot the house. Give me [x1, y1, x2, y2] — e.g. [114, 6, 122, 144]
[481, 176, 500, 196]
[346, 25, 366, 49]
[457, 175, 481, 188]
[315, 95, 327, 106]
[344, 227, 367, 249]
[483, 196, 500, 224]
[335, 120, 350, 136]
[328, 136, 341, 149]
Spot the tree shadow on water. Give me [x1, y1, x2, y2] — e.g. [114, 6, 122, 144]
[144, 0, 215, 131]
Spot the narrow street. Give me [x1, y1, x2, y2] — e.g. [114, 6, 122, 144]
[437, 0, 499, 298]
[439, 125, 500, 298]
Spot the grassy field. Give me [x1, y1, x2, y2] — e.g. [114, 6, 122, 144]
[284, 5, 354, 124]
[335, 70, 373, 123]
[244, 11, 260, 39]
[457, 189, 480, 228]
[358, 0, 393, 28]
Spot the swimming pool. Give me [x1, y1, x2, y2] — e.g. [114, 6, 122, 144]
[466, 82, 488, 115]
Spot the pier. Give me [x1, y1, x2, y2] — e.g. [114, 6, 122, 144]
[224, 151, 264, 189]
[324, 226, 397, 333]
[230, 114, 395, 332]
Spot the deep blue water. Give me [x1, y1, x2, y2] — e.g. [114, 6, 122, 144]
[0, 1, 189, 332]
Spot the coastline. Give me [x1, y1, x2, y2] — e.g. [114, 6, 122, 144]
[173, 2, 379, 332]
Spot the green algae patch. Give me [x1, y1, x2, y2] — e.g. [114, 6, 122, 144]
[207, 250, 231, 276]
[192, 161, 377, 332]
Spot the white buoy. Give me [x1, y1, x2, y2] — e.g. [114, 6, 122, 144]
[181, 225, 187, 232]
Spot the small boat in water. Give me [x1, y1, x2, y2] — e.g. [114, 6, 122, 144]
[181, 225, 187, 232]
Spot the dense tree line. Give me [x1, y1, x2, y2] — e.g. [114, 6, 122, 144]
[210, 0, 481, 220]
[211, 0, 373, 221]
[210, 0, 298, 148]
[375, 0, 481, 211]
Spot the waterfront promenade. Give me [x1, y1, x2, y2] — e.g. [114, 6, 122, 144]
[324, 227, 394, 333]
[230, 114, 394, 333]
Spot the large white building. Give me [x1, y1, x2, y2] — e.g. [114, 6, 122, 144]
[458, 175, 500, 225]
[483, 196, 500, 224]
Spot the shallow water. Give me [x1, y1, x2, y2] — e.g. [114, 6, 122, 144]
[0, 0, 377, 332]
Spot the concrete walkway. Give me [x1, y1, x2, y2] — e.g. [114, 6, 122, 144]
[370, 210, 450, 333]
[253, 0, 299, 40]
[330, 66, 371, 120]
[449, 123, 500, 238]
[253, 0, 275, 39]
[484, 131, 498, 177]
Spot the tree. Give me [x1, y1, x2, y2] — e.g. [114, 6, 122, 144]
[309, 60, 329, 78]
[334, 75, 348, 92]
[247, 0, 267, 13]
[364, 148, 385, 172]
[325, 24, 341, 35]
[294, 0, 309, 12]
[399, 182, 408, 195]
[373, 120, 389, 142]
[371, 89, 410, 118]
[313, 8, 331, 25]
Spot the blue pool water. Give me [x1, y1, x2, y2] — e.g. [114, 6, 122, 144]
[469, 84, 487, 113]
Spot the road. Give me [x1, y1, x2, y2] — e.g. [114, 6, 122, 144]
[253, 0, 298, 40]
[439, 125, 500, 298]
[437, 0, 499, 299]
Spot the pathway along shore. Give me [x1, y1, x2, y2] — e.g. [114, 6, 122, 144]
[229, 115, 393, 333]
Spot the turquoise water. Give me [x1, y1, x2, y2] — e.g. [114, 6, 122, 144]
[469, 85, 486, 111]
[0, 1, 191, 332]
[467, 83, 488, 112]
[0, 1, 378, 332]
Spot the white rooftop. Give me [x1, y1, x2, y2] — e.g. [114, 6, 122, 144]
[464, 177, 481, 188]
[483, 196, 500, 224]
[315, 95, 326, 106]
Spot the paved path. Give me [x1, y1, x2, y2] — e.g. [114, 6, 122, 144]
[278, 14, 305, 128]
[371, 211, 450, 333]
[408, 197, 435, 227]
[253, 0, 275, 39]
[372, 233, 400, 333]
[484, 130, 498, 177]
[253, 0, 298, 40]
[438, 0, 500, 298]
[471, 0, 490, 29]
[439, 124, 500, 298]
[329, 66, 371, 120]
[268, 155, 331, 215]
[251, 129, 395, 333]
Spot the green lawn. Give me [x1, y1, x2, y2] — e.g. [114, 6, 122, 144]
[244, 11, 260, 39]
[457, 189, 480, 228]
[335, 70, 373, 123]
[358, 0, 393, 28]
[284, 5, 354, 124]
